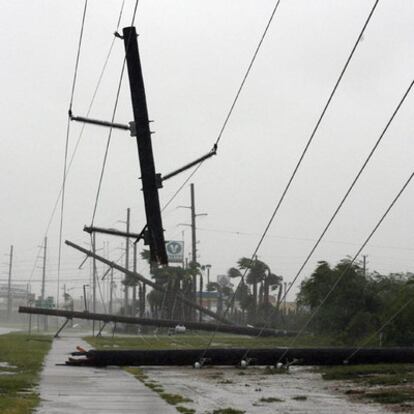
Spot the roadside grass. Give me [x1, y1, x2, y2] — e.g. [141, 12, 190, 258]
[125, 367, 193, 413]
[322, 364, 414, 385]
[211, 409, 245, 414]
[86, 332, 335, 350]
[0, 333, 52, 414]
[321, 363, 414, 408]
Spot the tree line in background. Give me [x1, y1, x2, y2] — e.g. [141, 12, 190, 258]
[120, 251, 414, 346]
[297, 258, 414, 346]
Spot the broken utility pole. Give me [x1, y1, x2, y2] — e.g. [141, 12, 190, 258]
[66, 346, 414, 367]
[19, 306, 292, 338]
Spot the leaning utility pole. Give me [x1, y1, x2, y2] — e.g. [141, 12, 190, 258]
[7, 245, 14, 321]
[122, 26, 168, 265]
[124, 207, 130, 315]
[132, 242, 137, 316]
[92, 234, 97, 335]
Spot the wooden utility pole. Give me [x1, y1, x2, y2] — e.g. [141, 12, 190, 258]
[190, 183, 197, 265]
[92, 234, 97, 335]
[41, 238, 46, 302]
[124, 208, 130, 315]
[122, 26, 168, 265]
[109, 268, 114, 315]
[7, 245, 13, 321]
[132, 242, 137, 317]
[190, 184, 197, 320]
[41, 238, 48, 331]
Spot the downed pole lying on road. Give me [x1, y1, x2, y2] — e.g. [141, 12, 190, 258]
[18, 306, 295, 337]
[66, 346, 414, 367]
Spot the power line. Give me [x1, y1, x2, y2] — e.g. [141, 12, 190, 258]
[271, 79, 413, 320]
[159, 0, 285, 209]
[277, 169, 414, 363]
[236, 78, 413, 347]
[214, 0, 282, 147]
[26, 1, 126, 290]
[199, 0, 381, 357]
[90, 0, 140, 226]
[57, 0, 89, 310]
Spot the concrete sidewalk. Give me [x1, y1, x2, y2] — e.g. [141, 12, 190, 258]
[36, 336, 177, 414]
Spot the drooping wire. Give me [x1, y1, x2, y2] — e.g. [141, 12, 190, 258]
[68, 0, 89, 113]
[90, 62, 127, 226]
[214, 0, 282, 147]
[27, 1, 125, 286]
[162, 163, 203, 211]
[57, 0, 89, 309]
[276, 169, 414, 364]
[199, 0, 380, 358]
[90, 0, 140, 226]
[157, 0, 284, 209]
[244, 78, 413, 342]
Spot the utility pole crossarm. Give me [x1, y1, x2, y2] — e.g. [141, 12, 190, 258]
[162, 148, 217, 182]
[70, 113, 131, 132]
[83, 225, 147, 243]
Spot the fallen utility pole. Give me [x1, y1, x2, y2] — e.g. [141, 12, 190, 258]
[18, 306, 292, 337]
[66, 346, 414, 367]
[65, 239, 232, 325]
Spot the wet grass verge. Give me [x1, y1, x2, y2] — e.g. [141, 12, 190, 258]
[125, 367, 193, 413]
[0, 333, 52, 414]
[86, 333, 334, 351]
[321, 363, 414, 410]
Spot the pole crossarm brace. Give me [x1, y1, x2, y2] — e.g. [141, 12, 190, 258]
[18, 307, 293, 338]
[84, 225, 140, 239]
[69, 112, 132, 133]
[65, 239, 232, 325]
[162, 147, 217, 182]
[84, 225, 147, 245]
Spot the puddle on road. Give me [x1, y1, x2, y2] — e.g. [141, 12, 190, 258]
[141, 366, 392, 414]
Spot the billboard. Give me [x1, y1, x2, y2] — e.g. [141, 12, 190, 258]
[165, 241, 184, 263]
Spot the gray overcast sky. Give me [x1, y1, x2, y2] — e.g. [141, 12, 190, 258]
[0, 0, 413, 302]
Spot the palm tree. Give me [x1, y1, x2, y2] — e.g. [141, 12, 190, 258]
[263, 272, 283, 318]
[207, 276, 234, 316]
[238, 257, 268, 321]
